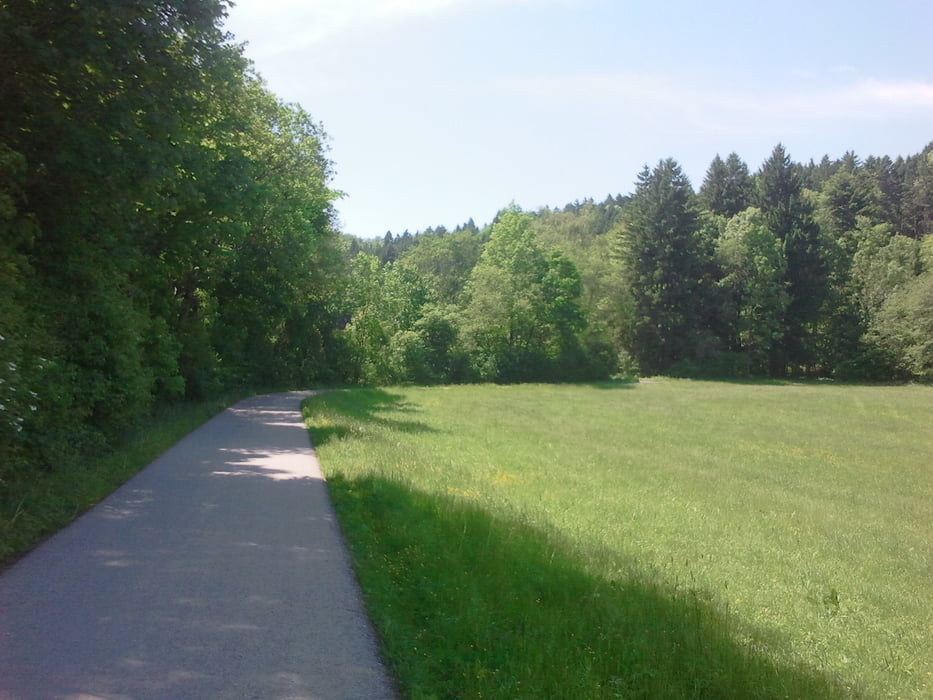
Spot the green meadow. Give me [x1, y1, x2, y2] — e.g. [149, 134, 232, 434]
[302, 380, 933, 699]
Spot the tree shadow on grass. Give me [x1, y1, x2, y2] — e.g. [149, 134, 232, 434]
[302, 388, 437, 447]
[329, 475, 863, 699]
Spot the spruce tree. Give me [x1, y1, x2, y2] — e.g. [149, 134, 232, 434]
[619, 159, 712, 374]
[756, 144, 827, 373]
[700, 153, 753, 218]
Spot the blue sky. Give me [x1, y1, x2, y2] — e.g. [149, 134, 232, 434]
[223, 0, 933, 238]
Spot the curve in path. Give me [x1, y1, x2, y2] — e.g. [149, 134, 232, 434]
[0, 391, 396, 699]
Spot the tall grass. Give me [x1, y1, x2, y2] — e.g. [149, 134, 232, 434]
[303, 380, 933, 699]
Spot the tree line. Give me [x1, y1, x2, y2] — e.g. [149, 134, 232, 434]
[346, 144, 933, 385]
[1, 0, 931, 491]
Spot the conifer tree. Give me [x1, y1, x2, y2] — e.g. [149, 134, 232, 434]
[619, 159, 713, 374]
[756, 144, 827, 372]
[700, 153, 753, 218]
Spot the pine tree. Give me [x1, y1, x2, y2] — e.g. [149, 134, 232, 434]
[699, 153, 753, 218]
[619, 159, 712, 374]
[756, 144, 828, 372]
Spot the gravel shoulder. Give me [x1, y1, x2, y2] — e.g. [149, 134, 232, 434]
[0, 391, 396, 699]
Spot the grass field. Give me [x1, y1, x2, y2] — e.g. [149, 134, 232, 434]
[302, 380, 933, 699]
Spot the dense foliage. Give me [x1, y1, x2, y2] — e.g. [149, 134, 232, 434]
[354, 145, 933, 384]
[0, 1, 343, 484]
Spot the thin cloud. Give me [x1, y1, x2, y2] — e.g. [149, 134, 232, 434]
[708, 78, 933, 133]
[225, 0, 569, 53]
[226, 0, 452, 53]
[494, 71, 933, 137]
[849, 79, 933, 108]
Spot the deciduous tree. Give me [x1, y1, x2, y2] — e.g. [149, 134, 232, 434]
[460, 206, 587, 381]
[716, 208, 789, 374]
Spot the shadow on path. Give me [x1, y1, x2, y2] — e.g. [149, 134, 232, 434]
[0, 391, 395, 699]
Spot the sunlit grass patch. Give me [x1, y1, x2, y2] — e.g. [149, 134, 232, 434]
[304, 381, 933, 699]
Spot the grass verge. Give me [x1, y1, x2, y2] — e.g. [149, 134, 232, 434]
[0, 393, 242, 567]
[303, 380, 932, 699]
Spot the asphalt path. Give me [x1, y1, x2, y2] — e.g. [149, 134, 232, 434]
[0, 391, 396, 699]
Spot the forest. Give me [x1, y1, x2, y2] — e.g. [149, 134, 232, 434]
[1, 0, 932, 486]
[353, 145, 933, 385]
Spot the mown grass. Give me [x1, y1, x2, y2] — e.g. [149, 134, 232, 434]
[0, 393, 243, 566]
[303, 380, 933, 699]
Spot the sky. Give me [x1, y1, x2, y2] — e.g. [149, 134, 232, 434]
[222, 0, 933, 239]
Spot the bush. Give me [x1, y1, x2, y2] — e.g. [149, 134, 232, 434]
[870, 271, 933, 380]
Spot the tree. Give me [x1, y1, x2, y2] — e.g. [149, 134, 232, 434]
[399, 226, 486, 303]
[755, 144, 828, 372]
[903, 147, 933, 239]
[716, 208, 789, 374]
[869, 270, 933, 379]
[699, 153, 753, 218]
[341, 254, 440, 384]
[850, 227, 919, 319]
[817, 154, 883, 248]
[0, 0, 344, 480]
[207, 87, 342, 388]
[617, 159, 713, 374]
[0, 0, 242, 451]
[460, 206, 588, 381]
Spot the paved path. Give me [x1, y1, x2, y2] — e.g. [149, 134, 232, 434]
[0, 391, 396, 699]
